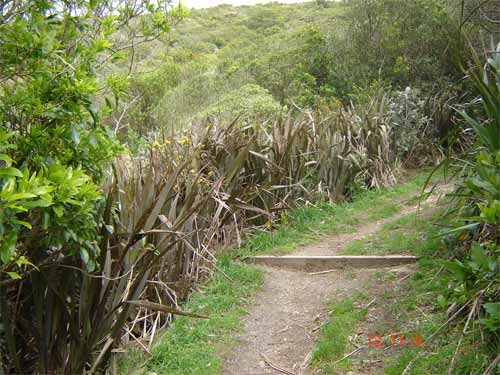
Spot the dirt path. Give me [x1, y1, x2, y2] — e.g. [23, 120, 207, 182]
[293, 201, 423, 257]
[222, 191, 446, 375]
[222, 266, 379, 375]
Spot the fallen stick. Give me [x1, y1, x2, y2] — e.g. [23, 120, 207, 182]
[126, 300, 209, 319]
[448, 293, 481, 375]
[260, 353, 300, 375]
[482, 353, 500, 375]
[308, 269, 336, 275]
[299, 351, 312, 370]
[402, 299, 473, 375]
[364, 298, 376, 309]
[333, 346, 366, 365]
[396, 273, 412, 283]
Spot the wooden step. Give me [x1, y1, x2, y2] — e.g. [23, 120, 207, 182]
[252, 255, 417, 272]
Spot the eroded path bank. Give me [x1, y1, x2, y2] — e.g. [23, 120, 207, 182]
[222, 191, 444, 375]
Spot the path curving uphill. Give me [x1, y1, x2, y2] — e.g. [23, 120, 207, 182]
[222, 190, 447, 375]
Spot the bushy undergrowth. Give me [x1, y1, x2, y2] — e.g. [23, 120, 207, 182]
[436, 43, 500, 369]
[0, 1, 188, 373]
[117, 0, 469, 138]
[0, 0, 497, 373]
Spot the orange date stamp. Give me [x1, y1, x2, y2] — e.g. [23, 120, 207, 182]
[368, 333, 423, 348]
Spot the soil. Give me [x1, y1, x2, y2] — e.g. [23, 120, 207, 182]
[223, 266, 374, 375]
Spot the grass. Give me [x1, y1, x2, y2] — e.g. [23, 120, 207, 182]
[117, 257, 263, 375]
[118, 170, 438, 374]
[120, 168, 493, 375]
[311, 293, 368, 372]
[340, 209, 443, 256]
[310, 208, 493, 375]
[383, 252, 493, 374]
[236, 170, 434, 258]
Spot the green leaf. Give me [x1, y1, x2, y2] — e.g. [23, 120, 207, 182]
[14, 256, 36, 268]
[11, 220, 32, 229]
[0, 154, 13, 167]
[88, 103, 98, 125]
[0, 232, 18, 264]
[53, 205, 64, 217]
[444, 260, 466, 282]
[5, 192, 37, 201]
[30, 186, 54, 196]
[80, 248, 90, 264]
[0, 167, 23, 178]
[70, 125, 80, 145]
[86, 259, 96, 273]
[437, 295, 447, 309]
[440, 223, 480, 236]
[470, 243, 490, 270]
[481, 303, 500, 332]
[6, 271, 21, 279]
[484, 302, 500, 317]
[23, 198, 53, 209]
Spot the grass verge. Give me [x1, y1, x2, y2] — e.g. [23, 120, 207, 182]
[311, 293, 369, 373]
[117, 257, 263, 374]
[236, 170, 434, 258]
[310, 208, 494, 374]
[339, 207, 442, 256]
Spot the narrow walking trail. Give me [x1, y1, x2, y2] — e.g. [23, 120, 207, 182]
[222, 192, 444, 375]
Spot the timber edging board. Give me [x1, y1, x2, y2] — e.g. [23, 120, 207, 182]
[252, 255, 418, 271]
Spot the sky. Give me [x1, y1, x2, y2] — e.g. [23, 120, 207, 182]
[177, 0, 308, 9]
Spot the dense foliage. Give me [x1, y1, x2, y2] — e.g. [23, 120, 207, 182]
[0, 0, 499, 373]
[0, 0, 186, 372]
[116, 0, 468, 144]
[438, 43, 500, 361]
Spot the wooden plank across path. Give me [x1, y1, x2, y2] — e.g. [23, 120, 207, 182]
[252, 255, 417, 272]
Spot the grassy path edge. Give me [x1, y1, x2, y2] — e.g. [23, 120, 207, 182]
[310, 208, 493, 374]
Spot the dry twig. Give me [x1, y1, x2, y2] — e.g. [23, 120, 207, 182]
[365, 298, 377, 309]
[482, 353, 500, 375]
[333, 346, 366, 365]
[126, 300, 209, 319]
[447, 292, 482, 375]
[308, 269, 336, 275]
[260, 353, 300, 375]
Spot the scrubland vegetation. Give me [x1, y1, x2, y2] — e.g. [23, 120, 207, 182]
[0, 0, 499, 373]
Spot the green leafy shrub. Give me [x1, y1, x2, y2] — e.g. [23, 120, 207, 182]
[0, 1, 478, 373]
[200, 83, 282, 120]
[437, 42, 500, 366]
[0, 1, 186, 373]
[388, 87, 435, 166]
[344, 0, 458, 86]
